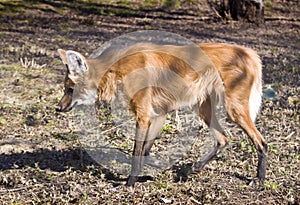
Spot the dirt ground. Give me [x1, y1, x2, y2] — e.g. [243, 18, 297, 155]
[0, 0, 299, 204]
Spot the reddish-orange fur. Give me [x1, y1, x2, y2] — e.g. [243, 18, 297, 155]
[57, 43, 267, 186]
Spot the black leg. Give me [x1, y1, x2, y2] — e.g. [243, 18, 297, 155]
[257, 141, 268, 181]
[126, 122, 149, 187]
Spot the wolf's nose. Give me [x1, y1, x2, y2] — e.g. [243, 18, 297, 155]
[56, 105, 62, 112]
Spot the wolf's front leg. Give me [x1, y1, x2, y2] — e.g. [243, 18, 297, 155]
[126, 121, 150, 187]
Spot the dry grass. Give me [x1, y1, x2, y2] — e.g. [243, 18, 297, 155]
[0, 0, 299, 204]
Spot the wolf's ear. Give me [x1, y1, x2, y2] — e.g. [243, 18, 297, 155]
[65, 50, 89, 78]
[57, 49, 68, 65]
[57, 49, 88, 76]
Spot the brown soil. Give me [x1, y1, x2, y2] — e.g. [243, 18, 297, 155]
[0, 0, 299, 204]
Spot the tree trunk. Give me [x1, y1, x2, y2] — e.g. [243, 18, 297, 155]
[243, 0, 265, 23]
[229, 0, 241, 20]
[208, 0, 264, 23]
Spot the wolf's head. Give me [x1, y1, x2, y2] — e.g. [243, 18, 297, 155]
[56, 49, 98, 112]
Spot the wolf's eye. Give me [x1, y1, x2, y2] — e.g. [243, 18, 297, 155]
[66, 88, 73, 95]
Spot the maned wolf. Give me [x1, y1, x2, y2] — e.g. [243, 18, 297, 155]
[56, 43, 267, 186]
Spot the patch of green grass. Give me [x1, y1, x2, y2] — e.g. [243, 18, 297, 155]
[52, 132, 77, 141]
[99, 8, 106, 15]
[59, 23, 71, 31]
[56, 36, 73, 43]
[0, 32, 5, 39]
[264, 1, 273, 12]
[264, 181, 279, 190]
[0, 0, 26, 15]
[239, 139, 247, 149]
[237, 138, 256, 154]
[269, 143, 280, 155]
[142, 0, 158, 7]
[0, 0, 64, 16]
[81, 193, 89, 201]
[142, 0, 181, 7]
[161, 123, 177, 134]
[265, 1, 273, 7]
[144, 25, 154, 30]
[0, 116, 7, 124]
[264, 7, 271, 12]
[162, 0, 181, 7]
[115, 0, 132, 7]
[0, 64, 22, 72]
[109, 7, 140, 16]
[270, 46, 278, 53]
[53, 59, 64, 66]
[153, 179, 172, 190]
[116, 139, 131, 150]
